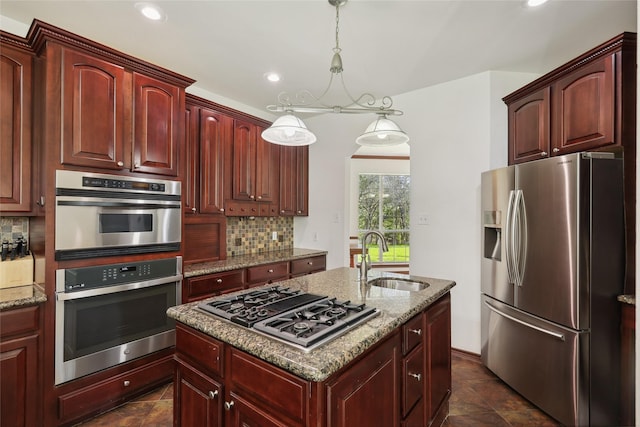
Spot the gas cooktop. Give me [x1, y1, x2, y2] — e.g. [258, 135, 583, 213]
[197, 286, 379, 352]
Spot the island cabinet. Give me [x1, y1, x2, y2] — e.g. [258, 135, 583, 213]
[173, 291, 451, 427]
[30, 20, 194, 176]
[0, 37, 33, 213]
[504, 32, 635, 165]
[279, 145, 309, 216]
[0, 305, 42, 427]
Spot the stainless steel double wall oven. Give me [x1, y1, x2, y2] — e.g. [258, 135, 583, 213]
[54, 170, 183, 385]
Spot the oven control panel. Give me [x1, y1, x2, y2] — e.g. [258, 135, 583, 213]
[61, 258, 179, 292]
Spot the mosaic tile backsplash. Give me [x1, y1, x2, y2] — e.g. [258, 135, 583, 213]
[226, 216, 293, 257]
[1, 216, 293, 258]
[0, 217, 29, 245]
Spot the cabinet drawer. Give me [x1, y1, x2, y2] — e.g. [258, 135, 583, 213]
[402, 346, 424, 417]
[176, 324, 223, 378]
[228, 348, 308, 425]
[402, 313, 423, 355]
[225, 200, 260, 216]
[185, 270, 245, 302]
[0, 305, 39, 339]
[290, 256, 326, 275]
[58, 355, 173, 424]
[246, 262, 289, 284]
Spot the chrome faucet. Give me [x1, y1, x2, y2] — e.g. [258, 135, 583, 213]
[359, 231, 389, 282]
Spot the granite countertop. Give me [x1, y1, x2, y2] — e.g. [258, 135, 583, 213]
[184, 248, 328, 278]
[618, 294, 636, 306]
[167, 267, 455, 382]
[0, 283, 47, 310]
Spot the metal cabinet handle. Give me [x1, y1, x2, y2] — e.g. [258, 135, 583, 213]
[134, 163, 140, 168]
[117, 161, 124, 167]
[281, 210, 285, 213]
[220, 208, 225, 212]
[552, 148, 560, 153]
[297, 210, 302, 214]
[191, 207, 197, 212]
[408, 373, 422, 381]
[409, 328, 422, 336]
[224, 400, 235, 411]
[208, 390, 218, 399]
[123, 380, 131, 387]
[540, 151, 548, 157]
[250, 195, 255, 200]
[257, 196, 262, 200]
[267, 269, 274, 273]
[308, 261, 313, 265]
[216, 279, 223, 284]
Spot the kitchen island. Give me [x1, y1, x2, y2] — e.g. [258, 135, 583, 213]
[167, 267, 455, 426]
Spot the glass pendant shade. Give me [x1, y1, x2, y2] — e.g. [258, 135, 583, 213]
[355, 116, 409, 146]
[261, 114, 317, 146]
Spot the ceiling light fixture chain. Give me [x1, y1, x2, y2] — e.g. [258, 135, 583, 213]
[262, 0, 409, 147]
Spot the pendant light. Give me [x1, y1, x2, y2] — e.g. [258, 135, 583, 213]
[262, 0, 408, 147]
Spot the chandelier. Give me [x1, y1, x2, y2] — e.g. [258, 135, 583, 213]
[261, 0, 409, 147]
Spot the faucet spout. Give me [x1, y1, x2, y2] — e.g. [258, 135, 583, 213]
[359, 231, 389, 282]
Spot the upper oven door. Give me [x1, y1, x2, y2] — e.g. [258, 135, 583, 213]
[55, 170, 181, 260]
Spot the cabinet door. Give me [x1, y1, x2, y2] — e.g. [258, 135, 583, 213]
[0, 46, 32, 212]
[507, 87, 550, 165]
[255, 128, 279, 203]
[184, 104, 199, 214]
[226, 392, 291, 427]
[326, 333, 400, 427]
[279, 145, 308, 216]
[133, 72, 181, 176]
[176, 362, 223, 427]
[61, 48, 127, 170]
[551, 54, 615, 155]
[201, 109, 232, 214]
[0, 334, 39, 427]
[233, 119, 256, 201]
[425, 294, 451, 425]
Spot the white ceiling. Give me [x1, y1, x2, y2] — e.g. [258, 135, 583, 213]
[0, 1, 636, 118]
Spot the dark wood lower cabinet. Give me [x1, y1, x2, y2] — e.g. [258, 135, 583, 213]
[0, 305, 42, 427]
[174, 292, 451, 426]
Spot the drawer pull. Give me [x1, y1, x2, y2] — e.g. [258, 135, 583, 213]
[408, 373, 422, 381]
[216, 279, 223, 284]
[224, 400, 235, 411]
[553, 148, 560, 153]
[308, 261, 313, 265]
[409, 328, 422, 336]
[123, 380, 131, 387]
[208, 390, 218, 399]
[268, 269, 274, 273]
[117, 161, 124, 167]
[540, 151, 548, 157]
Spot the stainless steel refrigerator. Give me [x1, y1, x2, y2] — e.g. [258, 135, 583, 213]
[480, 152, 625, 426]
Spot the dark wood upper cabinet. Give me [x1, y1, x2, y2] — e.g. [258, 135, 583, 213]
[279, 145, 308, 216]
[0, 41, 33, 213]
[507, 87, 550, 165]
[551, 55, 615, 155]
[504, 32, 635, 165]
[198, 108, 232, 214]
[132, 72, 181, 176]
[60, 48, 127, 171]
[232, 119, 257, 201]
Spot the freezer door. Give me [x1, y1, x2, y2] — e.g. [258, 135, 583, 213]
[480, 166, 515, 305]
[514, 154, 583, 329]
[481, 296, 587, 426]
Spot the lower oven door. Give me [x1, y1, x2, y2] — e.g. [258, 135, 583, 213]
[55, 277, 181, 385]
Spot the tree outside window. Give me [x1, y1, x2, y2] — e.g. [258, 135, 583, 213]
[358, 174, 410, 263]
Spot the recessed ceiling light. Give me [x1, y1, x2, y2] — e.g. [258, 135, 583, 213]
[527, 0, 549, 7]
[135, 2, 166, 21]
[264, 72, 282, 83]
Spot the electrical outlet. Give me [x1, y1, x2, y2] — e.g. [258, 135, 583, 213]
[272, 231, 278, 241]
[418, 213, 429, 225]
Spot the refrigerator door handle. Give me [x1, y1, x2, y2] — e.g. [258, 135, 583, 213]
[513, 190, 527, 286]
[505, 190, 516, 284]
[484, 301, 565, 341]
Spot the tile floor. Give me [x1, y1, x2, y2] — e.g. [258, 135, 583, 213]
[76, 351, 560, 426]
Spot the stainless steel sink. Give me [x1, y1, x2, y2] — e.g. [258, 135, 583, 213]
[368, 277, 430, 292]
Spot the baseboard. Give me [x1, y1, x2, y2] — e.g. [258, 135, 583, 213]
[451, 347, 481, 363]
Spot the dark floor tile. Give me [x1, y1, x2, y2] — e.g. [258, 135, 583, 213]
[443, 411, 511, 427]
[498, 408, 562, 427]
[77, 401, 156, 426]
[449, 385, 494, 415]
[143, 400, 173, 426]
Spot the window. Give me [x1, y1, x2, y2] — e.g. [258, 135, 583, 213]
[358, 174, 410, 263]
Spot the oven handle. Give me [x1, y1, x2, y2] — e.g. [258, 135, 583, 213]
[56, 274, 183, 300]
[57, 200, 180, 209]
